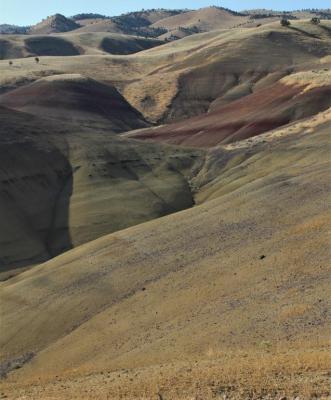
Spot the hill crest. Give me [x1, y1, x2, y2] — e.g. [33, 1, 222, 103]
[29, 13, 80, 34]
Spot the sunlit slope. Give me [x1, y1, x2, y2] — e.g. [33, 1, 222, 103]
[151, 6, 249, 32]
[1, 113, 329, 390]
[1, 21, 330, 125]
[127, 69, 331, 147]
[122, 20, 331, 122]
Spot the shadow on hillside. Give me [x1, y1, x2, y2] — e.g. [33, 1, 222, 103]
[288, 25, 320, 39]
[0, 109, 74, 277]
[319, 24, 331, 37]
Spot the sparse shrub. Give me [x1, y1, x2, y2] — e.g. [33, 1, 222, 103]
[35, 57, 40, 63]
[311, 17, 321, 24]
[280, 18, 291, 27]
[9, 60, 13, 66]
[70, 13, 110, 21]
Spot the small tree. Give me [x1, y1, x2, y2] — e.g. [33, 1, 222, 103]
[9, 60, 13, 66]
[311, 17, 321, 25]
[35, 57, 40, 64]
[281, 18, 291, 27]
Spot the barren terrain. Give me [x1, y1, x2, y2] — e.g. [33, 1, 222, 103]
[0, 8, 330, 400]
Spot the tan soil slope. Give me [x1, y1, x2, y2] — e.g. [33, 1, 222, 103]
[127, 69, 331, 147]
[152, 7, 249, 32]
[1, 22, 330, 125]
[124, 20, 331, 123]
[1, 113, 330, 399]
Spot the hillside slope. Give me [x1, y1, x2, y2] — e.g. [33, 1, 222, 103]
[0, 32, 163, 59]
[0, 74, 149, 132]
[152, 6, 248, 32]
[28, 14, 80, 35]
[126, 20, 331, 123]
[73, 9, 186, 37]
[1, 22, 330, 124]
[0, 21, 330, 275]
[1, 112, 330, 398]
[0, 105, 202, 277]
[127, 70, 331, 147]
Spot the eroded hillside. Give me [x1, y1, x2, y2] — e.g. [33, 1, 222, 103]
[0, 10, 330, 400]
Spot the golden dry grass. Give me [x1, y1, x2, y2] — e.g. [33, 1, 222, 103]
[2, 342, 330, 399]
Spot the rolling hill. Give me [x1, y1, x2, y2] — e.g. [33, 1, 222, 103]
[0, 32, 163, 59]
[0, 74, 149, 131]
[121, 20, 331, 123]
[2, 7, 327, 40]
[0, 103, 202, 278]
[28, 14, 80, 35]
[73, 9, 186, 37]
[127, 70, 331, 147]
[0, 24, 28, 34]
[1, 110, 330, 398]
[152, 6, 248, 32]
[0, 8, 330, 400]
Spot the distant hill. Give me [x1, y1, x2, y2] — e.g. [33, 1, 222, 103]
[73, 9, 187, 37]
[1, 7, 331, 40]
[70, 13, 109, 21]
[29, 14, 80, 34]
[0, 32, 163, 60]
[152, 7, 249, 33]
[244, 8, 331, 19]
[0, 24, 28, 34]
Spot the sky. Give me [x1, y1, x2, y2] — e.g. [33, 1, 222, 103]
[1, 0, 330, 25]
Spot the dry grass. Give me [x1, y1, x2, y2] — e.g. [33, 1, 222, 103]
[281, 69, 331, 93]
[3, 341, 330, 399]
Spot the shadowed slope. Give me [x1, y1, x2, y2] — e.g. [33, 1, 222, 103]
[0, 104, 203, 277]
[0, 106, 73, 277]
[99, 35, 163, 55]
[0, 74, 149, 132]
[1, 113, 330, 398]
[0, 33, 163, 60]
[24, 36, 80, 56]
